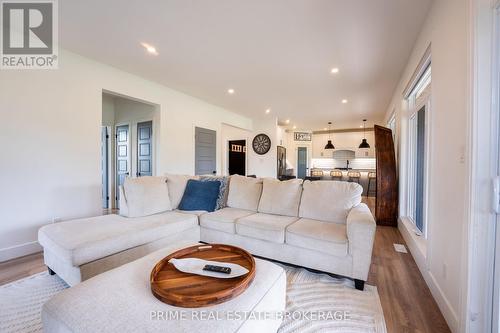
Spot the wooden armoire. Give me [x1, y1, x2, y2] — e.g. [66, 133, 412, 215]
[374, 125, 398, 227]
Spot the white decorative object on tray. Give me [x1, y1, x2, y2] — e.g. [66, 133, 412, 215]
[168, 258, 249, 278]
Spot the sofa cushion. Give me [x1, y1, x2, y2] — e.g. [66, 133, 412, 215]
[299, 180, 363, 223]
[227, 175, 263, 211]
[165, 174, 200, 209]
[258, 178, 303, 217]
[38, 212, 198, 266]
[122, 176, 171, 217]
[200, 175, 230, 210]
[178, 180, 221, 212]
[236, 213, 298, 243]
[286, 218, 348, 257]
[199, 207, 255, 234]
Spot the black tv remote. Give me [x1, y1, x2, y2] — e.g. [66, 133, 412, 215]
[203, 264, 231, 274]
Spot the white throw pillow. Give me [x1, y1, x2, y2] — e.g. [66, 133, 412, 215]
[258, 178, 303, 217]
[226, 175, 263, 211]
[299, 180, 362, 223]
[122, 176, 172, 217]
[165, 174, 200, 209]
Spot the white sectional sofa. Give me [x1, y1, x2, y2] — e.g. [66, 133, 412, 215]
[38, 174, 376, 290]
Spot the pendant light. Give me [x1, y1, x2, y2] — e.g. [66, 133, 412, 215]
[358, 119, 370, 148]
[324, 122, 335, 149]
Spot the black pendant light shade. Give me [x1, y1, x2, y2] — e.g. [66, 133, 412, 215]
[359, 138, 370, 148]
[358, 119, 370, 148]
[324, 122, 335, 149]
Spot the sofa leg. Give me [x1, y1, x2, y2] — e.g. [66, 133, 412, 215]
[354, 279, 365, 291]
[48, 267, 56, 276]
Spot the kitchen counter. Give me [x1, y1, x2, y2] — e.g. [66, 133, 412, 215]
[309, 168, 376, 197]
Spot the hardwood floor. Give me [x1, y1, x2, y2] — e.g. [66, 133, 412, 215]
[0, 198, 450, 333]
[0, 251, 45, 286]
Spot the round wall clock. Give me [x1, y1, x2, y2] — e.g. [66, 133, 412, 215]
[252, 133, 271, 155]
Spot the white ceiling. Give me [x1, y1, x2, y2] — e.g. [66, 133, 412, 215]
[60, 0, 432, 130]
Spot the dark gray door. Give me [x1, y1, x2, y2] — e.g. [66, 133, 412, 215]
[297, 147, 307, 179]
[101, 127, 109, 209]
[137, 121, 153, 177]
[195, 127, 216, 175]
[116, 124, 130, 207]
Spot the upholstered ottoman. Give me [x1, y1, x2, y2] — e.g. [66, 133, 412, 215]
[42, 241, 286, 333]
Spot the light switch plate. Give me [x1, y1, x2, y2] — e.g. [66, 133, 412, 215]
[393, 243, 408, 253]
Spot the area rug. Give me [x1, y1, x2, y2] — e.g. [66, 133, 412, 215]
[0, 267, 386, 333]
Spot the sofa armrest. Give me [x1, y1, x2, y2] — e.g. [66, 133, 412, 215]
[346, 203, 376, 281]
[118, 186, 129, 217]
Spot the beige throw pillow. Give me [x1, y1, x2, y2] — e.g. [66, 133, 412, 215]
[258, 178, 303, 217]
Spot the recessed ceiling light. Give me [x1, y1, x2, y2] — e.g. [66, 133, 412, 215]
[227, 89, 235, 94]
[285, 119, 290, 124]
[323, 127, 327, 131]
[342, 99, 348, 104]
[141, 42, 158, 55]
[293, 125, 297, 129]
[265, 109, 271, 114]
[331, 67, 339, 74]
[360, 125, 363, 128]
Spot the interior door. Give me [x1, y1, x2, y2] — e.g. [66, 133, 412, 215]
[115, 124, 130, 207]
[195, 127, 216, 175]
[297, 147, 307, 179]
[137, 121, 153, 177]
[228, 140, 246, 175]
[101, 127, 109, 208]
[374, 125, 398, 226]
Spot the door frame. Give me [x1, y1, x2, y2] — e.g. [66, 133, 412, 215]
[462, 0, 500, 332]
[226, 138, 248, 176]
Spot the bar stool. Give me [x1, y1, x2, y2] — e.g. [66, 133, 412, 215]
[367, 172, 376, 196]
[311, 169, 324, 177]
[330, 170, 343, 181]
[347, 171, 361, 183]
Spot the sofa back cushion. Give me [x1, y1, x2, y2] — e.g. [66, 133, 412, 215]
[178, 180, 221, 212]
[226, 175, 263, 211]
[122, 176, 172, 217]
[165, 174, 200, 209]
[258, 179, 303, 217]
[299, 180, 362, 223]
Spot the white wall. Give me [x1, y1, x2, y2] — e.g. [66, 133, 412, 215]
[0, 49, 252, 261]
[383, 0, 468, 331]
[247, 116, 278, 178]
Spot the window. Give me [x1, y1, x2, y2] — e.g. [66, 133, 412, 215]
[406, 65, 431, 235]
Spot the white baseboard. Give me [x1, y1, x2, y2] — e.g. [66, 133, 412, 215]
[398, 218, 459, 332]
[0, 241, 42, 262]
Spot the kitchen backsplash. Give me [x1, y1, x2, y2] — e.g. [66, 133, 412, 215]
[311, 158, 376, 170]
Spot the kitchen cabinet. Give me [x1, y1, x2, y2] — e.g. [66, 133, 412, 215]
[355, 147, 376, 158]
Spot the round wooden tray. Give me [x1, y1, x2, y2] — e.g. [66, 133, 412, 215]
[150, 244, 256, 308]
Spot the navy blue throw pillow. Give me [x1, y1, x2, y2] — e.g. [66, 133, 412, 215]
[178, 179, 221, 212]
